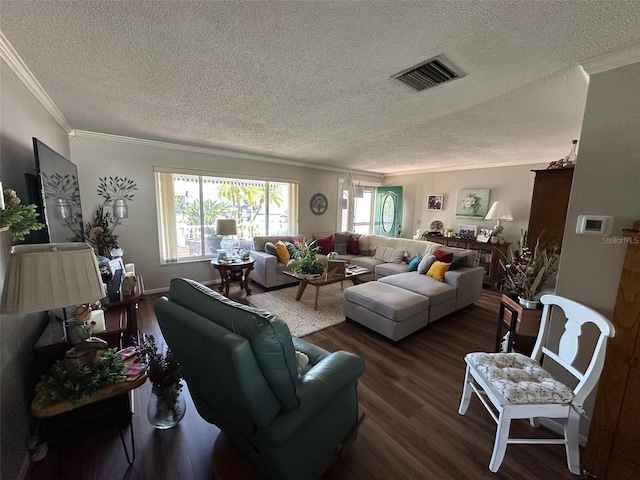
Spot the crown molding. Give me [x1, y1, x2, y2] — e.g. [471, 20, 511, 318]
[382, 159, 548, 178]
[71, 130, 382, 178]
[580, 44, 640, 75]
[0, 30, 73, 133]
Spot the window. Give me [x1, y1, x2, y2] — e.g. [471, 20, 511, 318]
[338, 179, 376, 234]
[353, 188, 375, 234]
[155, 170, 298, 263]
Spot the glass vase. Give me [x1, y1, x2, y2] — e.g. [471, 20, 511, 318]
[147, 384, 186, 429]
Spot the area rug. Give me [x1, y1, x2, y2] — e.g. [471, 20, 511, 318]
[249, 282, 346, 337]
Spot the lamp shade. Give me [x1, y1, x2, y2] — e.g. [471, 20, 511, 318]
[1, 243, 104, 314]
[216, 219, 237, 236]
[485, 201, 513, 222]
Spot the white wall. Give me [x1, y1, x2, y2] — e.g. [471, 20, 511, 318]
[69, 134, 380, 291]
[543, 61, 640, 440]
[556, 62, 640, 316]
[384, 163, 548, 247]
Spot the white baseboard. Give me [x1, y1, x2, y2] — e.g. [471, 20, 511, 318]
[143, 279, 220, 295]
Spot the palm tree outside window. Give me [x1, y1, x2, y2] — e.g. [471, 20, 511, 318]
[155, 169, 297, 263]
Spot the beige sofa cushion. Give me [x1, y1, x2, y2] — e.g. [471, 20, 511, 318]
[344, 282, 429, 322]
[379, 272, 456, 306]
[374, 245, 405, 263]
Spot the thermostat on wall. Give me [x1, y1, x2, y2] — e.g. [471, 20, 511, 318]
[576, 215, 614, 235]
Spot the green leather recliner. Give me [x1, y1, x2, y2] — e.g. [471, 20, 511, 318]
[154, 278, 365, 480]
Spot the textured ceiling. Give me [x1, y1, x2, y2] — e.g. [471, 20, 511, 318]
[2, 1, 640, 175]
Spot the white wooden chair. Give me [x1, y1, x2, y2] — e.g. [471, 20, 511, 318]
[458, 294, 615, 474]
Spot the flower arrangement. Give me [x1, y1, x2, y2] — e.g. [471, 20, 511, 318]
[462, 192, 481, 209]
[139, 334, 183, 389]
[139, 334, 185, 427]
[85, 205, 119, 257]
[0, 188, 45, 241]
[499, 232, 560, 302]
[287, 240, 324, 276]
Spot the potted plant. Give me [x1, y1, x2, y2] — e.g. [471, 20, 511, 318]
[499, 233, 560, 308]
[287, 241, 324, 279]
[0, 188, 45, 241]
[35, 349, 126, 407]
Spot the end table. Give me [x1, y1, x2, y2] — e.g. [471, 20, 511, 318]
[496, 294, 543, 353]
[211, 257, 255, 296]
[31, 364, 146, 465]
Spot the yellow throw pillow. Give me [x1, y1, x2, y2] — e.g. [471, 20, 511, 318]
[274, 241, 290, 264]
[426, 260, 451, 281]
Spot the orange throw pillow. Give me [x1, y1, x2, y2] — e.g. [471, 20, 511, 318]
[274, 241, 290, 264]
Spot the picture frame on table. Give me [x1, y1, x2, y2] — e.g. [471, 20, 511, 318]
[427, 194, 443, 211]
[106, 257, 125, 300]
[458, 224, 477, 239]
[476, 228, 493, 243]
[455, 188, 490, 217]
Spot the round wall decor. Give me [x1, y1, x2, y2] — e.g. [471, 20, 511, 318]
[310, 193, 328, 215]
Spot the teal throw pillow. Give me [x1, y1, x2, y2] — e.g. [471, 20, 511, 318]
[449, 256, 466, 271]
[284, 241, 298, 259]
[408, 257, 422, 272]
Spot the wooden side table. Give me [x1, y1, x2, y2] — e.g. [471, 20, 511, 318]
[211, 257, 255, 296]
[32, 370, 146, 464]
[495, 294, 543, 353]
[102, 274, 145, 346]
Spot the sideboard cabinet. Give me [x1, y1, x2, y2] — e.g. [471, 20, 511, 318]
[422, 234, 509, 289]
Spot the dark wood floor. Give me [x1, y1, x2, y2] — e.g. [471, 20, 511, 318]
[26, 283, 581, 480]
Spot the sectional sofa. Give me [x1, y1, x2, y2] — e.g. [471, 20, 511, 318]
[251, 232, 485, 339]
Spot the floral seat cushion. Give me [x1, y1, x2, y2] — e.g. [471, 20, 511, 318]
[466, 352, 574, 405]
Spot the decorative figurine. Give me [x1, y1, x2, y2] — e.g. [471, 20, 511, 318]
[64, 306, 108, 369]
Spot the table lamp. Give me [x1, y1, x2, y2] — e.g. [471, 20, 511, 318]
[217, 219, 237, 256]
[485, 201, 513, 244]
[2, 242, 105, 314]
[2, 242, 107, 355]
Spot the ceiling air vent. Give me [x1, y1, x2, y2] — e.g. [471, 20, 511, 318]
[391, 55, 465, 92]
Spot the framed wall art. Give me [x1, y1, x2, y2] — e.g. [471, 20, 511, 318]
[427, 194, 443, 211]
[455, 188, 490, 218]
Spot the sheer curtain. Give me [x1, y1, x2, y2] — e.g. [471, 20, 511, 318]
[155, 171, 178, 263]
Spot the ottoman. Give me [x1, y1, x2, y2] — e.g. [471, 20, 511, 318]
[344, 282, 430, 341]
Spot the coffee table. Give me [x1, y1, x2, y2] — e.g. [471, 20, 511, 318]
[283, 266, 370, 311]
